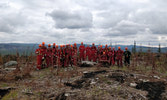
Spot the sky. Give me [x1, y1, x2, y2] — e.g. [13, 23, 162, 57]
[0, 0, 167, 46]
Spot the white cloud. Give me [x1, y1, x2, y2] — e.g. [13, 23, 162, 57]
[0, 0, 166, 46]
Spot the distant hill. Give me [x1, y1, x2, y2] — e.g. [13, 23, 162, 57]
[0, 43, 166, 56]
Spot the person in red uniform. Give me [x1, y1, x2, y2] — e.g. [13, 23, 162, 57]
[98, 45, 103, 62]
[35, 44, 42, 70]
[97, 46, 100, 62]
[111, 47, 116, 65]
[73, 43, 78, 65]
[73, 43, 77, 51]
[91, 43, 97, 62]
[46, 44, 52, 67]
[104, 44, 109, 59]
[52, 43, 57, 67]
[58, 45, 62, 67]
[59, 45, 65, 67]
[108, 47, 112, 65]
[86, 45, 91, 61]
[101, 52, 107, 61]
[56, 45, 59, 65]
[65, 44, 70, 67]
[79, 42, 85, 61]
[116, 47, 124, 67]
[69, 45, 74, 66]
[41, 42, 47, 68]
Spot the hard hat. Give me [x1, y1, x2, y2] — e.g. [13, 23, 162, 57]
[53, 43, 56, 46]
[103, 52, 105, 55]
[42, 42, 45, 45]
[48, 44, 51, 47]
[125, 47, 128, 50]
[39, 44, 42, 47]
[60, 45, 63, 47]
[118, 47, 121, 49]
[71, 45, 73, 47]
[56, 45, 58, 47]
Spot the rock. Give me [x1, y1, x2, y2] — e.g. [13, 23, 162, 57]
[65, 93, 69, 96]
[80, 61, 97, 67]
[22, 88, 33, 95]
[83, 71, 89, 74]
[153, 75, 160, 79]
[5, 68, 16, 71]
[143, 79, 149, 82]
[4, 61, 18, 68]
[90, 79, 96, 85]
[130, 83, 137, 87]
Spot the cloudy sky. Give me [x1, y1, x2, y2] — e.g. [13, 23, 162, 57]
[0, 0, 167, 46]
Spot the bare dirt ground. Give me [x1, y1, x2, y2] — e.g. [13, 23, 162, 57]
[0, 63, 167, 100]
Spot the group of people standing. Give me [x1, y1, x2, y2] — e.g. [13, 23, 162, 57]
[35, 42, 131, 70]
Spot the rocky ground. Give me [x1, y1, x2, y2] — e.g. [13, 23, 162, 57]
[0, 61, 167, 100]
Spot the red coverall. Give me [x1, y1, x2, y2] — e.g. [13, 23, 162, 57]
[116, 49, 124, 67]
[52, 47, 58, 67]
[108, 48, 112, 65]
[112, 48, 116, 65]
[79, 45, 85, 61]
[69, 48, 74, 66]
[86, 46, 91, 61]
[98, 47, 103, 62]
[103, 47, 109, 59]
[101, 53, 107, 61]
[58, 48, 62, 67]
[59, 47, 65, 67]
[91, 46, 97, 62]
[46, 47, 52, 67]
[35, 48, 42, 70]
[73, 46, 78, 65]
[65, 46, 70, 67]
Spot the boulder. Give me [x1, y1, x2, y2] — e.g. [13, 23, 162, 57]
[4, 61, 18, 68]
[130, 83, 137, 87]
[80, 61, 97, 67]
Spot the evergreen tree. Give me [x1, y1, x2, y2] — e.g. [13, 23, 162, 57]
[133, 41, 136, 53]
[158, 43, 161, 53]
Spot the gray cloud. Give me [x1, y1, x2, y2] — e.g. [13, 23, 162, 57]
[0, 0, 166, 46]
[48, 10, 93, 29]
[0, 2, 27, 33]
[104, 20, 147, 37]
[131, 10, 167, 34]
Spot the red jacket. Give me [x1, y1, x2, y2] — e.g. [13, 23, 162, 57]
[79, 45, 85, 53]
[86, 46, 91, 56]
[116, 49, 124, 59]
